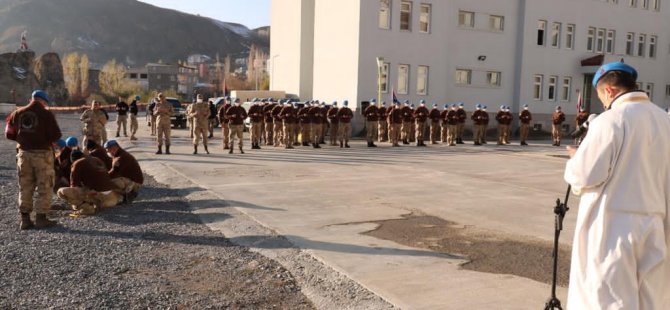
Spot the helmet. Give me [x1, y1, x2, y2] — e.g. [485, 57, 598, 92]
[65, 136, 78, 147]
[31, 90, 49, 103]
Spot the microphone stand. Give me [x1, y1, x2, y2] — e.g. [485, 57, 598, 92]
[543, 184, 571, 310]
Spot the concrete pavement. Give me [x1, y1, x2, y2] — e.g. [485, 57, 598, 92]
[119, 123, 576, 310]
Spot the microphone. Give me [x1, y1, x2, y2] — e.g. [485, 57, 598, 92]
[570, 114, 597, 139]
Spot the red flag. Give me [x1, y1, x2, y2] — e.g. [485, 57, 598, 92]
[577, 91, 584, 111]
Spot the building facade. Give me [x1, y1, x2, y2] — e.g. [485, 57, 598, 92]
[271, 0, 670, 133]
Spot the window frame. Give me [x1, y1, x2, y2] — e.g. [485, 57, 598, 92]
[417, 65, 429, 95]
[458, 10, 475, 28]
[487, 71, 501, 87]
[637, 34, 646, 57]
[596, 28, 606, 53]
[547, 75, 558, 101]
[537, 20, 547, 46]
[455, 69, 472, 86]
[400, 1, 413, 31]
[381, 62, 390, 93]
[419, 3, 431, 33]
[398, 64, 410, 94]
[606, 30, 615, 54]
[565, 24, 575, 50]
[645, 83, 654, 100]
[649, 35, 657, 58]
[587, 27, 596, 52]
[490, 15, 504, 32]
[533, 74, 543, 101]
[626, 32, 635, 55]
[561, 77, 572, 102]
[551, 22, 561, 48]
[378, 0, 392, 30]
[630, 0, 638, 7]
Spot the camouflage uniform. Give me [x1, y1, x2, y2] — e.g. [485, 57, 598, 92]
[81, 108, 107, 147]
[153, 98, 173, 150]
[190, 101, 211, 149]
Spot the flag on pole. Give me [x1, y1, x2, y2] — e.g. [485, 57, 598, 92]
[576, 91, 584, 111]
[391, 88, 398, 104]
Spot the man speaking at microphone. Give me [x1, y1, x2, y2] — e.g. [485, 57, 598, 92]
[564, 62, 670, 309]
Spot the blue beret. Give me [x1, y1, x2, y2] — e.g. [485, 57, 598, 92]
[103, 140, 118, 148]
[593, 62, 638, 88]
[55, 139, 66, 148]
[65, 136, 78, 147]
[32, 90, 49, 103]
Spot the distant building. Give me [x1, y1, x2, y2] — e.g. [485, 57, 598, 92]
[178, 63, 198, 96]
[126, 67, 149, 91]
[271, 0, 670, 133]
[146, 63, 178, 92]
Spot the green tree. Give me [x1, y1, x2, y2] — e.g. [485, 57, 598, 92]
[63, 52, 81, 101]
[99, 59, 140, 98]
[80, 54, 90, 98]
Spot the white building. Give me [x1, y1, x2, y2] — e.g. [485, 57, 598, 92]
[271, 0, 670, 133]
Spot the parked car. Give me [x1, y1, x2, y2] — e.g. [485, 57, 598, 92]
[167, 97, 187, 129]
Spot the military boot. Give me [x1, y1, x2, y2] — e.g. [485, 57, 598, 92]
[20, 213, 33, 230]
[239, 146, 245, 154]
[165, 145, 171, 154]
[340, 141, 344, 148]
[204, 145, 210, 154]
[156, 145, 163, 155]
[193, 145, 198, 154]
[229, 145, 234, 154]
[34, 214, 56, 228]
[345, 142, 350, 148]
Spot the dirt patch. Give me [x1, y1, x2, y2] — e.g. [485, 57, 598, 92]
[362, 214, 571, 286]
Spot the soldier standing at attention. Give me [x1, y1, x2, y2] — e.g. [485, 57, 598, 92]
[115, 96, 129, 138]
[263, 99, 275, 146]
[218, 97, 232, 150]
[129, 96, 139, 141]
[297, 101, 311, 146]
[471, 104, 484, 146]
[153, 93, 173, 155]
[208, 100, 217, 139]
[378, 101, 388, 143]
[408, 104, 417, 143]
[280, 101, 297, 149]
[327, 101, 340, 146]
[389, 101, 403, 147]
[309, 101, 324, 148]
[186, 101, 195, 139]
[190, 94, 211, 154]
[401, 100, 412, 145]
[481, 106, 490, 144]
[428, 103, 441, 144]
[320, 101, 328, 144]
[496, 105, 513, 145]
[337, 100, 354, 148]
[414, 100, 429, 147]
[440, 104, 449, 143]
[446, 104, 459, 146]
[519, 104, 532, 146]
[147, 98, 157, 136]
[364, 99, 379, 147]
[6, 90, 62, 229]
[248, 100, 264, 149]
[81, 100, 107, 147]
[551, 106, 566, 146]
[226, 98, 248, 154]
[456, 103, 467, 144]
[272, 100, 285, 147]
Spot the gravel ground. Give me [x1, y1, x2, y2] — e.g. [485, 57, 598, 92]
[0, 126, 314, 308]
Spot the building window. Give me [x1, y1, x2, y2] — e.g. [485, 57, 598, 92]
[587, 27, 595, 52]
[665, 84, 670, 98]
[596, 28, 605, 53]
[381, 62, 389, 93]
[638, 34, 646, 56]
[379, 0, 391, 29]
[459, 11, 474, 28]
[548, 76, 558, 101]
[652, 0, 660, 10]
[398, 64, 409, 94]
[645, 83, 653, 100]
[565, 24, 575, 49]
[140, 73, 147, 79]
[626, 32, 635, 55]
[490, 15, 504, 31]
[533, 75, 543, 100]
[551, 22, 561, 48]
[417, 65, 429, 95]
[455, 69, 471, 85]
[636, 82, 643, 90]
[487, 71, 501, 87]
[400, 1, 412, 31]
[642, 0, 649, 9]
[606, 30, 615, 54]
[630, 0, 637, 7]
[537, 20, 546, 46]
[649, 35, 657, 58]
[561, 77, 572, 101]
[419, 4, 431, 33]
[130, 73, 138, 79]
[157, 74, 162, 80]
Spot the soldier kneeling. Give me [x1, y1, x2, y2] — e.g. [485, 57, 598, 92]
[104, 140, 144, 203]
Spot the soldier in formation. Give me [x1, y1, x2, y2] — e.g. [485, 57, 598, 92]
[153, 93, 173, 154]
[495, 105, 513, 145]
[327, 101, 339, 146]
[428, 103, 441, 144]
[378, 101, 388, 143]
[336, 100, 354, 148]
[414, 100, 429, 147]
[226, 98, 248, 154]
[456, 103, 467, 144]
[551, 106, 566, 146]
[248, 99, 264, 149]
[364, 99, 379, 147]
[189, 94, 211, 154]
[518, 104, 532, 146]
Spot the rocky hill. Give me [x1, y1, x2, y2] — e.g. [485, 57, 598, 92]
[0, 0, 269, 66]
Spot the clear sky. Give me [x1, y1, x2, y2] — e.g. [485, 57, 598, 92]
[137, 0, 270, 29]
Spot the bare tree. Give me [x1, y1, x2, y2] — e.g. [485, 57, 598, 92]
[63, 52, 81, 100]
[80, 54, 90, 98]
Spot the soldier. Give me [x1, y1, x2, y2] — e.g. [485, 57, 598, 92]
[272, 100, 285, 147]
[337, 100, 354, 148]
[208, 100, 217, 138]
[259, 99, 267, 145]
[551, 106, 566, 146]
[6, 90, 62, 229]
[327, 101, 340, 146]
[104, 140, 143, 203]
[440, 104, 449, 143]
[86, 139, 112, 170]
[248, 100, 264, 149]
[115, 96, 129, 137]
[519, 104, 532, 146]
[263, 99, 275, 146]
[81, 100, 107, 147]
[297, 101, 312, 146]
[129, 96, 139, 141]
[147, 98, 157, 136]
[428, 103, 441, 145]
[408, 104, 417, 143]
[456, 102, 467, 144]
[378, 101, 388, 143]
[218, 97, 232, 150]
[471, 104, 484, 146]
[153, 93, 173, 154]
[446, 104, 459, 146]
[190, 94, 211, 154]
[56, 150, 123, 215]
[495, 105, 512, 145]
[320, 101, 328, 144]
[364, 99, 379, 147]
[186, 101, 195, 138]
[54, 138, 72, 191]
[226, 98, 248, 154]
[414, 100, 429, 147]
[100, 107, 109, 143]
[575, 107, 589, 144]
[309, 101, 325, 148]
[481, 106, 490, 144]
[389, 101, 404, 147]
[401, 100, 412, 145]
[279, 101, 297, 149]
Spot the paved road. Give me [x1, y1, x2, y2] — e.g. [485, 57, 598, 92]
[115, 118, 575, 310]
